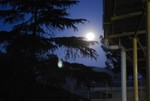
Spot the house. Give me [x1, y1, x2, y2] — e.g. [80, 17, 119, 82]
[90, 69, 146, 101]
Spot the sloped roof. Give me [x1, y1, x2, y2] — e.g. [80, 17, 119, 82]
[92, 67, 114, 76]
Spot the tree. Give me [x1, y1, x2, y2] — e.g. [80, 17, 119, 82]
[0, 0, 97, 59]
[100, 36, 134, 76]
[0, 1, 98, 100]
[100, 36, 120, 73]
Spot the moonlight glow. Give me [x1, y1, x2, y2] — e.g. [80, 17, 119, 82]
[86, 32, 95, 41]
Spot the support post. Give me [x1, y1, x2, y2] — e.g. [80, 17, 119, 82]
[104, 38, 127, 101]
[146, 1, 150, 101]
[133, 37, 139, 101]
[121, 47, 127, 101]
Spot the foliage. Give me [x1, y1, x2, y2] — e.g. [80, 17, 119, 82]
[0, 1, 101, 100]
[0, 0, 98, 59]
[100, 36, 135, 77]
[100, 36, 121, 73]
[33, 54, 112, 87]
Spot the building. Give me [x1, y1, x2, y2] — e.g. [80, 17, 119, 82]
[90, 86, 146, 101]
[90, 73, 146, 101]
[103, 0, 149, 100]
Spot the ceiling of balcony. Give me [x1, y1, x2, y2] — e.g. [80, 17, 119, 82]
[103, 0, 146, 74]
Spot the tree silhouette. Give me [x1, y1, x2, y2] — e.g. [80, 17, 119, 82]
[0, 1, 99, 101]
[0, 0, 97, 59]
[100, 36, 134, 77]
[0, 0, 98, 79]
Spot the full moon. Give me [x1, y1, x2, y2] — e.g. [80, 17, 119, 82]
[86, 32, 95, 41]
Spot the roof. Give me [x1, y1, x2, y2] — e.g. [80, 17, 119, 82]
[103, 0, 146, 74]
[92, 67, 114, 76]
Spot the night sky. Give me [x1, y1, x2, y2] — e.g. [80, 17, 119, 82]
[0, 0, 106, 67]
[55, 0, 106, 67]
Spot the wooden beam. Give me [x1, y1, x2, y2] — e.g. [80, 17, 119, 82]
[111, 11, 143, 21]
[108, 30, 145, 38]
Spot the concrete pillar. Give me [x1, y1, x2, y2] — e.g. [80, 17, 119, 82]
[121, 47, 127, 101]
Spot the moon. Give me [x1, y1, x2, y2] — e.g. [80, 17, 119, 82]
[85, 32, 95, 41]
